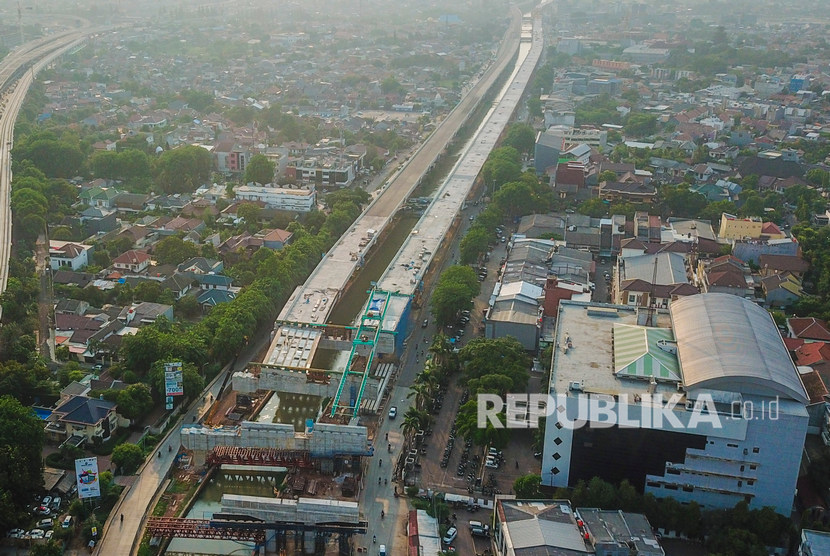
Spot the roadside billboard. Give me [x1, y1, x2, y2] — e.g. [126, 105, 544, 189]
[75, 457, 101, 499]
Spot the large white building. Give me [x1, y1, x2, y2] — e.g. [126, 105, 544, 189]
[542, 294, 809, 515]
[234, 184, 316, 212]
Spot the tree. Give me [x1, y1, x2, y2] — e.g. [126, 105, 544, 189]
[0, 396, 44, 531]
[243, 154, 276, 185]
[30, 541, 64, 556]
[237, 202, 263, 229]
[625, 113, 657, 137]
[493, 181, 537, 219]
[459, 337, 530, 394]
[503, 123, 536, 155]
[598, 170, 617, 183]
[111, 443, 145, 474]
[153, 236, 199, 265]
[455, 399, 508, 448]
[431, 266, 480, 325]
[460, 226, 492, 264]
[153, 145, 213, 194]
[175, 295, 202, 318]
[115, 384, 154, 422]
[514, 474, 542, 498]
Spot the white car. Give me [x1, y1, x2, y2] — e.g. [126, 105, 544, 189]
[45, 530, 54, 540]
[388, 406, 397, 420]
[442, 526, 458, 544]
[7, 528, 24, 538]
[28, 529, 45, 539]
[41, 496, 52, 507]
[37, 518, 53, 529]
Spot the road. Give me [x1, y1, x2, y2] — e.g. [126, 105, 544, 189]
[93, 334, 270, 556]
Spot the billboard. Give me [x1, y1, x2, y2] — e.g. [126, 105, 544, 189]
[164, 362, 184, 397]
[75, 457, 101, 499]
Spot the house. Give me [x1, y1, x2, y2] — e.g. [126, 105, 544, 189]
[616, 252, 695, 307]
[79, 186, 122, 209]
[49, 241, 93, 271]
[197, 289, 236, 309]
[117, 302, 174, 325]
[788, 317, 830, 342]
[117, 225, 157, 249]
[599, 180, 657, 203]
[492, 498, 664, 556]
[760, 272, 804, 308]
[55, 299, 90, 316]
[112, 192, 150, 213]
[259, 228, 294, 250]
[552, 161, 586, 199]
[161, 274, 193, 300]
[193, 273, 233, 291]
[77, 207, 118, 234]
[177, 257, 223, 275]
[718, 213, 763, 240]
[111, 250, 151, 273]
[696, 255, 754, 298]
[45, 395, 119, 444]
[52, 271, 95, 288]
[759, 254, 809, 277]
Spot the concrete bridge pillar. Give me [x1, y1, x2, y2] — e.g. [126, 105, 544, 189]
[304, 531, 316, 554]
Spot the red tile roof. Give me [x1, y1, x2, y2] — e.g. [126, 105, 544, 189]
[789, 317, 830, 341]
[796, 342, 830, 367]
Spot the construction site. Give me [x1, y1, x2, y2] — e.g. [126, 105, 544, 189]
[144, 5, 545, 554]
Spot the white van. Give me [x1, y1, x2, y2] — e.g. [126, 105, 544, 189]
[379, 544, 387, 556]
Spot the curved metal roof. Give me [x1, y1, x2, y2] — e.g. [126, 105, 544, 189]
[670, 293, 808, 404]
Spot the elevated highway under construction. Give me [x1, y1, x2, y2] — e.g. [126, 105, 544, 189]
[173, 5, 546, 554]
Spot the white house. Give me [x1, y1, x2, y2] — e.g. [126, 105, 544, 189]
[234, 183, 316, 212]
[49, 241, 93, 271]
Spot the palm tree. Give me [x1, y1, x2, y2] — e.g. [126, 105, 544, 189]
[406, 382, 431, 411]
[400, 406, 433, 439]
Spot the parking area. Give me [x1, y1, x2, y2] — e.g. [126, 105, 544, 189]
[593, 257, 613, 303]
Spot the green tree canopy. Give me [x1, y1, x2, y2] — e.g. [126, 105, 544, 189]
[503, 123, 536, 155]
[430, 265, 480, 325]
[153, 236, 199, 265]
[153, 145, 213, 194]
[111, 443, 145, 474]
[0, 396, 44, 531]
[243, 154, 276, 185]
[116, 384, 154, 421]
[459, 337, 529, 394]
[459, 225, 493, 265]
[514, 473, 542, 498]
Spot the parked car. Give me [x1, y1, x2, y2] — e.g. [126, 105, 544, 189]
[37, 518, 53, 530]
[422, 319, 428, 328]
[34, 506, 51, 516]
[443, 526, 458, 544]
[40, 496, 52, 508]
[471, 525, 490, 537]
[28, 529, 45, 539]
[388, 406, 397, 420]
[50, 496, 61, 510]
[45, 530, 53, 540]
[62, 515, 73, 529]
[7, 528, 24, 538]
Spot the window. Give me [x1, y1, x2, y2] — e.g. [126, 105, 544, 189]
[554, 437, 563, 446]
[552, 467, 560, 475]
[737, 480, 743, 487]
[727, 443, 738, 448]
[682, 486, 694, 492]
[628, 295, 637, 304]
[740, 465, 745, 472]
[749, 464, 757, 471]
[748, 480, 755, 486]
[553, 453, 561, 460]
[664, 484, 678, 490]
[667, 468, 680, 475]
[555, 421, 563, 430]
[752, 447, 759, 454]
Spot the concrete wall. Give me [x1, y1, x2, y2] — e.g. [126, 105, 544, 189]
[181, 420, 371, 465]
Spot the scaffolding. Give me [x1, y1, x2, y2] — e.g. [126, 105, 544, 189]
[330, 289, 392, 419]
